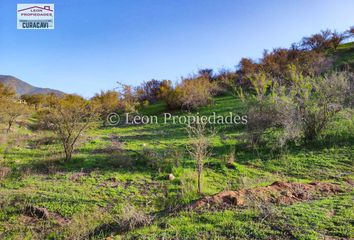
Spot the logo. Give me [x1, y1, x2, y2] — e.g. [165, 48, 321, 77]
[17, 4, 54, 29]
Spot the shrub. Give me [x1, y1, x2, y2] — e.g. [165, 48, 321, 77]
[293, 71, 352, 142]
[114, 204, 152, 231]
[162, 77, 216, 110]
[116, 82, 140, 113]
[91, 90, 123, 120]
[136, 79, 169, 104]
[138, 146, 182, 173]
[301, 29, 347, 52]
[243, 70, 352, 146]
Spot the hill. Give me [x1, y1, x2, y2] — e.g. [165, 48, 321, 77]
[332, 41, 354, 69]
[0, 44, 353, 239]
[0, 75, 64, 96]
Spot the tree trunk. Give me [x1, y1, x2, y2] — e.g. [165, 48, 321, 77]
[197, 158, 202, 194]
[64, 146, 73, 162]
[197, 171, 201, 194]
[6, 120, 13, 133]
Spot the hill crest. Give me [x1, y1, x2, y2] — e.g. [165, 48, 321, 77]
[0, 75, 64, 96]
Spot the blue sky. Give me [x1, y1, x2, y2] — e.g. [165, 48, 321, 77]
[1, 0, 353, 97]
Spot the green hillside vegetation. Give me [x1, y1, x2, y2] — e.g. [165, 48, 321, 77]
[332, 41, 354, 69]
[0, 31, 353, 239]
[1, 94, 352, 239]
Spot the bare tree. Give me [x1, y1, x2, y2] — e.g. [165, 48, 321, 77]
[186, 123, 214, 194]
[41, 94, 98, 161]
[346, 26, 354, 38]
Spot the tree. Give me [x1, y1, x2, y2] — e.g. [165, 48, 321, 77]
[21, 94, 45, 110]
[116, 82, 140, 112]
[346, 26, 354, 38]
[0, 99, 29, 133]
[301, 29, 333, 52]
[0, 83, 29, 133]
[91, 90, 122, 120]
[186, 123, 214, 194]
[198, 69, 214, 80]
[42, 94, 98, 161]
[136, 79, 164, 104]
[301, 29, 347, 52]
[0, 83, 16, 98]
[329, 31, 346, 50]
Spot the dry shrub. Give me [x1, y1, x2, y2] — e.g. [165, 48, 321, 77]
[244, 70, 352, 147]
[186, 123, 214, 194]
[138, 146, 181, 172]
[64, 208, 111, 240]
[114, 204, 152, 231]
[162, 77, 217, 110]
[91, 90, 124, 121]
[0, 166, 11, 180]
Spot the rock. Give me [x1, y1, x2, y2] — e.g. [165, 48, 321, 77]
[167, 174, 175, 181]
[25, 206, 50, 220]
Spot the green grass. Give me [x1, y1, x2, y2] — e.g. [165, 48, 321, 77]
[124, 193, 354, 240]
[1, 94, 353, 239]
[1, 41, 354, 240]
[332, 41, 354, 69]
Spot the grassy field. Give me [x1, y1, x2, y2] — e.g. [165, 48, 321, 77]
[1, 42, 354, 239]
[0, 92, 353, 239]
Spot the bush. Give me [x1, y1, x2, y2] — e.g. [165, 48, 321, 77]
[91, 90, 123, 120]
[114, 204, 152, 231]
[243, 70, 352, 146]
[136, 79, 170, 104]
[162, 77, 217, 110]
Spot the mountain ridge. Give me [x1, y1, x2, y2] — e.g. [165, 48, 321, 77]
[0, 75, 64, 96]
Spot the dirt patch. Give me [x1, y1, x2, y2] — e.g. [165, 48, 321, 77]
[22, 206, 70, 226]
[345, 178, 354, 187]
[188, 181, 344, 210]
[24, 206, 50, 219]
[52, 212, 71, 226]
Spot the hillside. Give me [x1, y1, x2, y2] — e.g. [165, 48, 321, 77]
[0, 93, 353, 239]
[0, 43, 353, 239]
[0, 75, 64, 96]
[332, 41, 354, 69]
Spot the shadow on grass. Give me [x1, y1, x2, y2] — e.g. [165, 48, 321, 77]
[15, 149, 156, 176]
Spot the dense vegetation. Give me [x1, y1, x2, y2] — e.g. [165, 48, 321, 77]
[0, 28, 353, 239]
